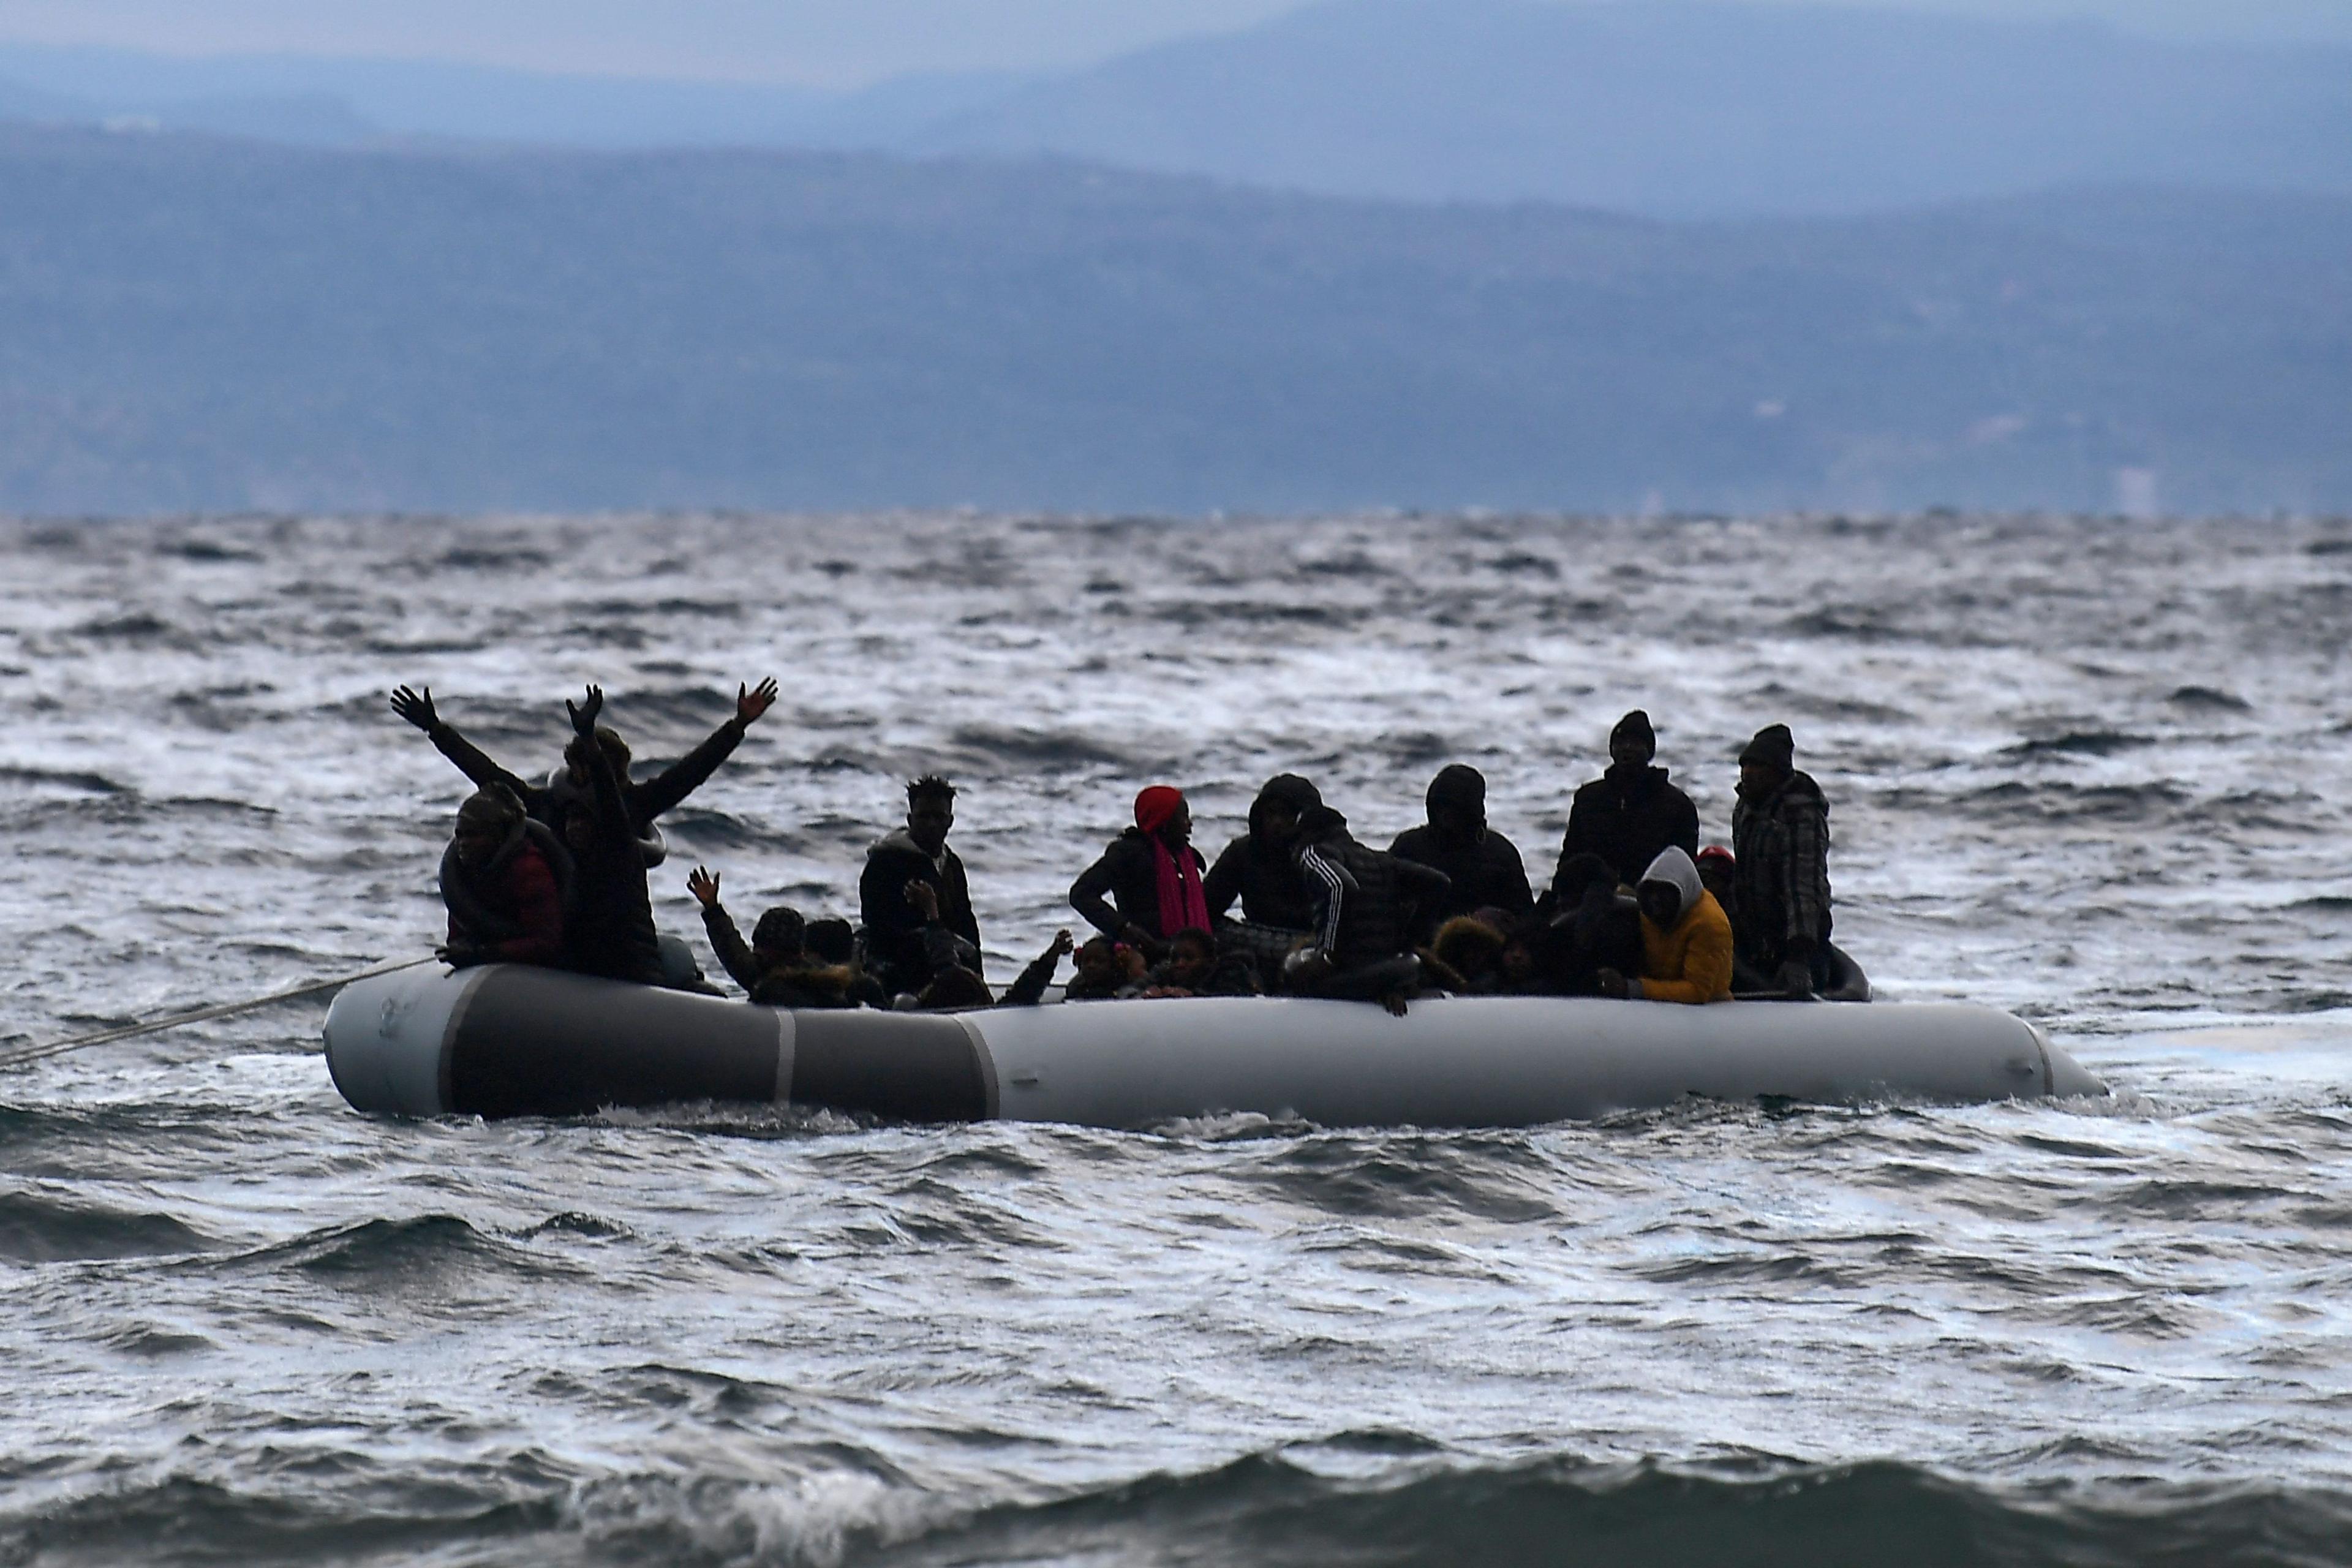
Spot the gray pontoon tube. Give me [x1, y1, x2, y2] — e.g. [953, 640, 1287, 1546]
[325, 963, 2103, 1128]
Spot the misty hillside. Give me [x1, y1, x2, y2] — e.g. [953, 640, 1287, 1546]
[0, 126, 2345, 516]
[919, 0, 2352, 214]
[6, 2, 2352, 216]
[0, 42, 1027, 153]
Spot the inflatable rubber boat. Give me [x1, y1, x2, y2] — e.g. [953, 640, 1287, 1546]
[323, 963, 2103, 1128]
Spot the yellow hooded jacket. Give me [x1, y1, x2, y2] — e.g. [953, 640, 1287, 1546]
[1634, 847, 1734, 1005]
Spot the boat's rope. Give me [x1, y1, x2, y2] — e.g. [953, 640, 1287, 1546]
[0, 955, 436, 1073]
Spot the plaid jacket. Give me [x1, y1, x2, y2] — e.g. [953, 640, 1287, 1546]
[1730, 771, 1833, 965]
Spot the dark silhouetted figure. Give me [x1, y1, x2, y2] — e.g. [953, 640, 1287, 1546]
[1560, 709, 1700, 891]
[1292, 804, 1450, 1015]
[1389, 763, 1533, 941]
[1070, 786, 1210, 958]
[554, 685, 666, 986]
[859, 775, 980, 995]
[390, 678, 777, 861]
[438, 783, 569, 969]
[1731, 723, 1834, 998]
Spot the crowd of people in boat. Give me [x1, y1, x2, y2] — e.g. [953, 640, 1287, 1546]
[394, 679, 1838, 1016]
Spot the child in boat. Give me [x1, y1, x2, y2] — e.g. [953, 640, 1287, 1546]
[1142, 927, 1261, 998]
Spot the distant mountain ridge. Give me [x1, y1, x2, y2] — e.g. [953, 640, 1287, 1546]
[0, 126, 2344, 516]
[914, 0, 2352, 214]
[5, 1, 2351, 215]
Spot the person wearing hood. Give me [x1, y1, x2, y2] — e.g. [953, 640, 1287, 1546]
[1069, 786, 1211, 960]
[1204, 774, 1321, 930]
[438, 783, 570, 969]
[859, 774, 981, 995]
[1291, 802, 1452, 1015]
[1731, 723, 1834, 998]
[552, 685, 669, 986]
[1560, 710, 1701, 892]
[1204, 772, 1324, 983]
[389, 677, 778, 865]
[1390, 763, 1533, 941]
[1597, 847, 1733, 1005]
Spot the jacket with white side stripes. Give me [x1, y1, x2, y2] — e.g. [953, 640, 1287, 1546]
[1296, 819, 1452, 968]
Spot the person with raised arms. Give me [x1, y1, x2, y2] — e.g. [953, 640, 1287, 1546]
[389, 676, 778, 862]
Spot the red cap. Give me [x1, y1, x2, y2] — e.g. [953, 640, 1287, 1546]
[1695, 845, 1735, 872]
[1134, 786, 1186, 833]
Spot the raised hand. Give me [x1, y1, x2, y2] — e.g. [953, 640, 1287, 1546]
[903, 878, 940, 922]
[389, 685, 438, 731]
[687, 865, 720, 909]
[736, 677, 778, 726]
[1049, 929, 1075, 959]
[567, 684, 604, 736]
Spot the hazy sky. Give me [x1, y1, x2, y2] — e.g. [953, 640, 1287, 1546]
[0, 0, 2342, 86]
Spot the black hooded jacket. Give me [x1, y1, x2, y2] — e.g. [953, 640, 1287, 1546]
[1204, 774, 1322, 931]
[1296, 810, 1452, 968]
[558, 731, 667, 985]
[859, 829, 980, 990]
[1070, 828, 1210, 942]
[1560, 764, 1701, 890]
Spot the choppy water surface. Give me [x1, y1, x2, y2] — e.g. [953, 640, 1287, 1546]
[4, 511, 2352, 1566]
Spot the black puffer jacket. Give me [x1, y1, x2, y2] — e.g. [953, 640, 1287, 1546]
[858, 829, 980, 991]
[1561, 764, 1701, 890]
[1389, 824, 1534, 939]
[1730, 769, 1833, 967]
[1296, 810, 1451, 968]
[1204, 774, 1322, 930]
[1069, 828, 1210, 942]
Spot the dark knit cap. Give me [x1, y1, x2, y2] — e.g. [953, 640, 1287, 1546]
[1427, 763, 1487, 812]
[1740, 723, 1796, 771]
[1611, 709, 1656, 757]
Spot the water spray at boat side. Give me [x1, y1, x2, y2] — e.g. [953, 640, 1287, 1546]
[323, 963, 2104, 1128]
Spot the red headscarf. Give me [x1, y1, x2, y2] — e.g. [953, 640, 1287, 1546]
[1134, 786, 1208, 937]
[1134, 786, 1185, 834]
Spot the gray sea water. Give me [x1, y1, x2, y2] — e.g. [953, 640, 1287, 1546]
[4, 510, 2352, 1566]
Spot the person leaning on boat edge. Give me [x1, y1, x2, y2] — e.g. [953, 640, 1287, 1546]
[1731, 723, 1835, 1000]
[1289, 801, 1451, 1016]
